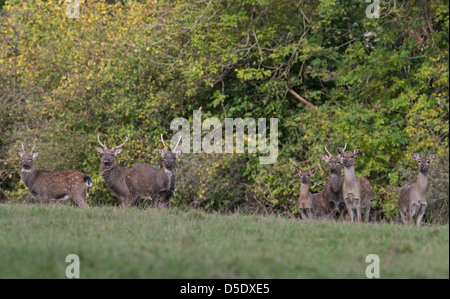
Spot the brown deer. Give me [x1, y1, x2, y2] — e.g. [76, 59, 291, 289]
[95, 134, 134, 207]
[17, 143, 91, 208]
[337, 144, 373, 222]
[320, 146, 345, 219]
[294, 167, 326, 219]
[125, 135, 182, 209]
[398, 152, 436, 227]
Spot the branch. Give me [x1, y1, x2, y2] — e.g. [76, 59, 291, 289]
[288, 88, 315, 108]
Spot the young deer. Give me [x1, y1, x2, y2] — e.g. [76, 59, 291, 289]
[95, 134, 134, 206]
[337, 144, 373, 222]
[398, 152, 436, 227]
[320, 146, 345, 219]
[125, 135, 182, 209]
[17, 144, 91, 208]
[294, 167, 326, 219]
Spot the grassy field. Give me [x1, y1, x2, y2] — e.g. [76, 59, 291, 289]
[0, 203, 448, 279]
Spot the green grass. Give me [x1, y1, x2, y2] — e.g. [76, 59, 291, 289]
[0, 203, 448, 278]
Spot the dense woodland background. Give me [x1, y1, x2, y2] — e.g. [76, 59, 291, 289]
[0, 0, 448, 223]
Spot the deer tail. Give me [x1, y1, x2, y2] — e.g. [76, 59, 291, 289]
[83, 175, 92, 197]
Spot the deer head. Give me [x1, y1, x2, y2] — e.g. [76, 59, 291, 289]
[158, 134, 182, 169]
[17, 143, 39, 170]
[412, 152, 436, 174]
[337, 144, 360, 168]
[320, 146, 342, 173]
[294, 167, 315, 184]
[95, 134, 129, 166]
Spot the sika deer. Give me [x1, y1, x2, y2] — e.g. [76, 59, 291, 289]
[17, 144, 91, 208]
[95, 134, 134, 206]
[125, 135, 182, 209]
[337, 144, 373, 222]
[320, 146, 345, 219]
[398, 152, 436, 227]
[294, 167, 326, 219]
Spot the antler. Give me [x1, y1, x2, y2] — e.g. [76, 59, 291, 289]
[114, 135, 130, 149]
[97, 133, 108, 149]
[31, 144, 36, 152]
[343, 143, 347, 151]
[21, 143, 25, 152]
[324, 146, 332, 157]
[173, 136, 181, 151]
[161, 134, 168, 151]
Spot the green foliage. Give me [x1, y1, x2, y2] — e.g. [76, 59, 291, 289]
[0, 0, 448, 223]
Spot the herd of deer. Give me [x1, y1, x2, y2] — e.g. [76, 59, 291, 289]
[16, 136, 436, 227]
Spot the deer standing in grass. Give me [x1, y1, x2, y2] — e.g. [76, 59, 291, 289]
[398, 152, 436, 227]
[95, 134, 134, 207]
[294, 167, 326, 219]
[320, 146, 345, 219]
[337, 145, 373, 222]
[125, 135, 182, 209]
[17, 144, 91, 208]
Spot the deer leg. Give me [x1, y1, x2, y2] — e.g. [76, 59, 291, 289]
[72, 192, 89, 208]
[307, 208, 313, 220]
[363, 205, 370, 222]
[409, 204, 418, 226]
[400, 210, 408, 225]
[356, 200, 362, 222]
[344, 197, 354, 222]
[299, 209, 307, 220]
[416, 203, 427, 227]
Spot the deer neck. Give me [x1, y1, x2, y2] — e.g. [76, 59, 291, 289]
[100, 161, 120, 185]
[161, 165, 176, 190]
[329, 170, 342, 192]
[21, 168, 36, 188]
[416, 172, 428, 196]
[299, 183, 311, 199]
[344, 166, 357, 186]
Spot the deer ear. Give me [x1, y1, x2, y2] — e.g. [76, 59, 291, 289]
[32, 152, 39, 160]
[17, 150, 24, 159]
[337, 146, 344, 155]
[175, 150, 182, 158]
[353, 147, 360, 155]
[310, 168, 316, 175]
[428, 153, 436, 161]
[95, 147, 104, 155]
[320, 153, 329, 163]
[412, 152, 420, 161]
[157, 148, 165, 157]
[294, 167, 301, 173]
[114, 148, 123, 155]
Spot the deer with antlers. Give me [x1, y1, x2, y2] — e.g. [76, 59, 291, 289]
[320, 146, 345, 219]
[337, 144, 373, 222]
[17, 143, 91, 208]
[125, 135, 182, 209]
[95, 134, 134, 207]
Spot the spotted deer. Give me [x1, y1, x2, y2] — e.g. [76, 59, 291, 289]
[320, 146, 345, 219]
[125, 135, 182, 209]
[95, 134, 134, 206]
[294, 167, 326, 219]
[398, 152, 436, 227]
[337, 144, 373, 222]
[17, 144, 91, 208]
